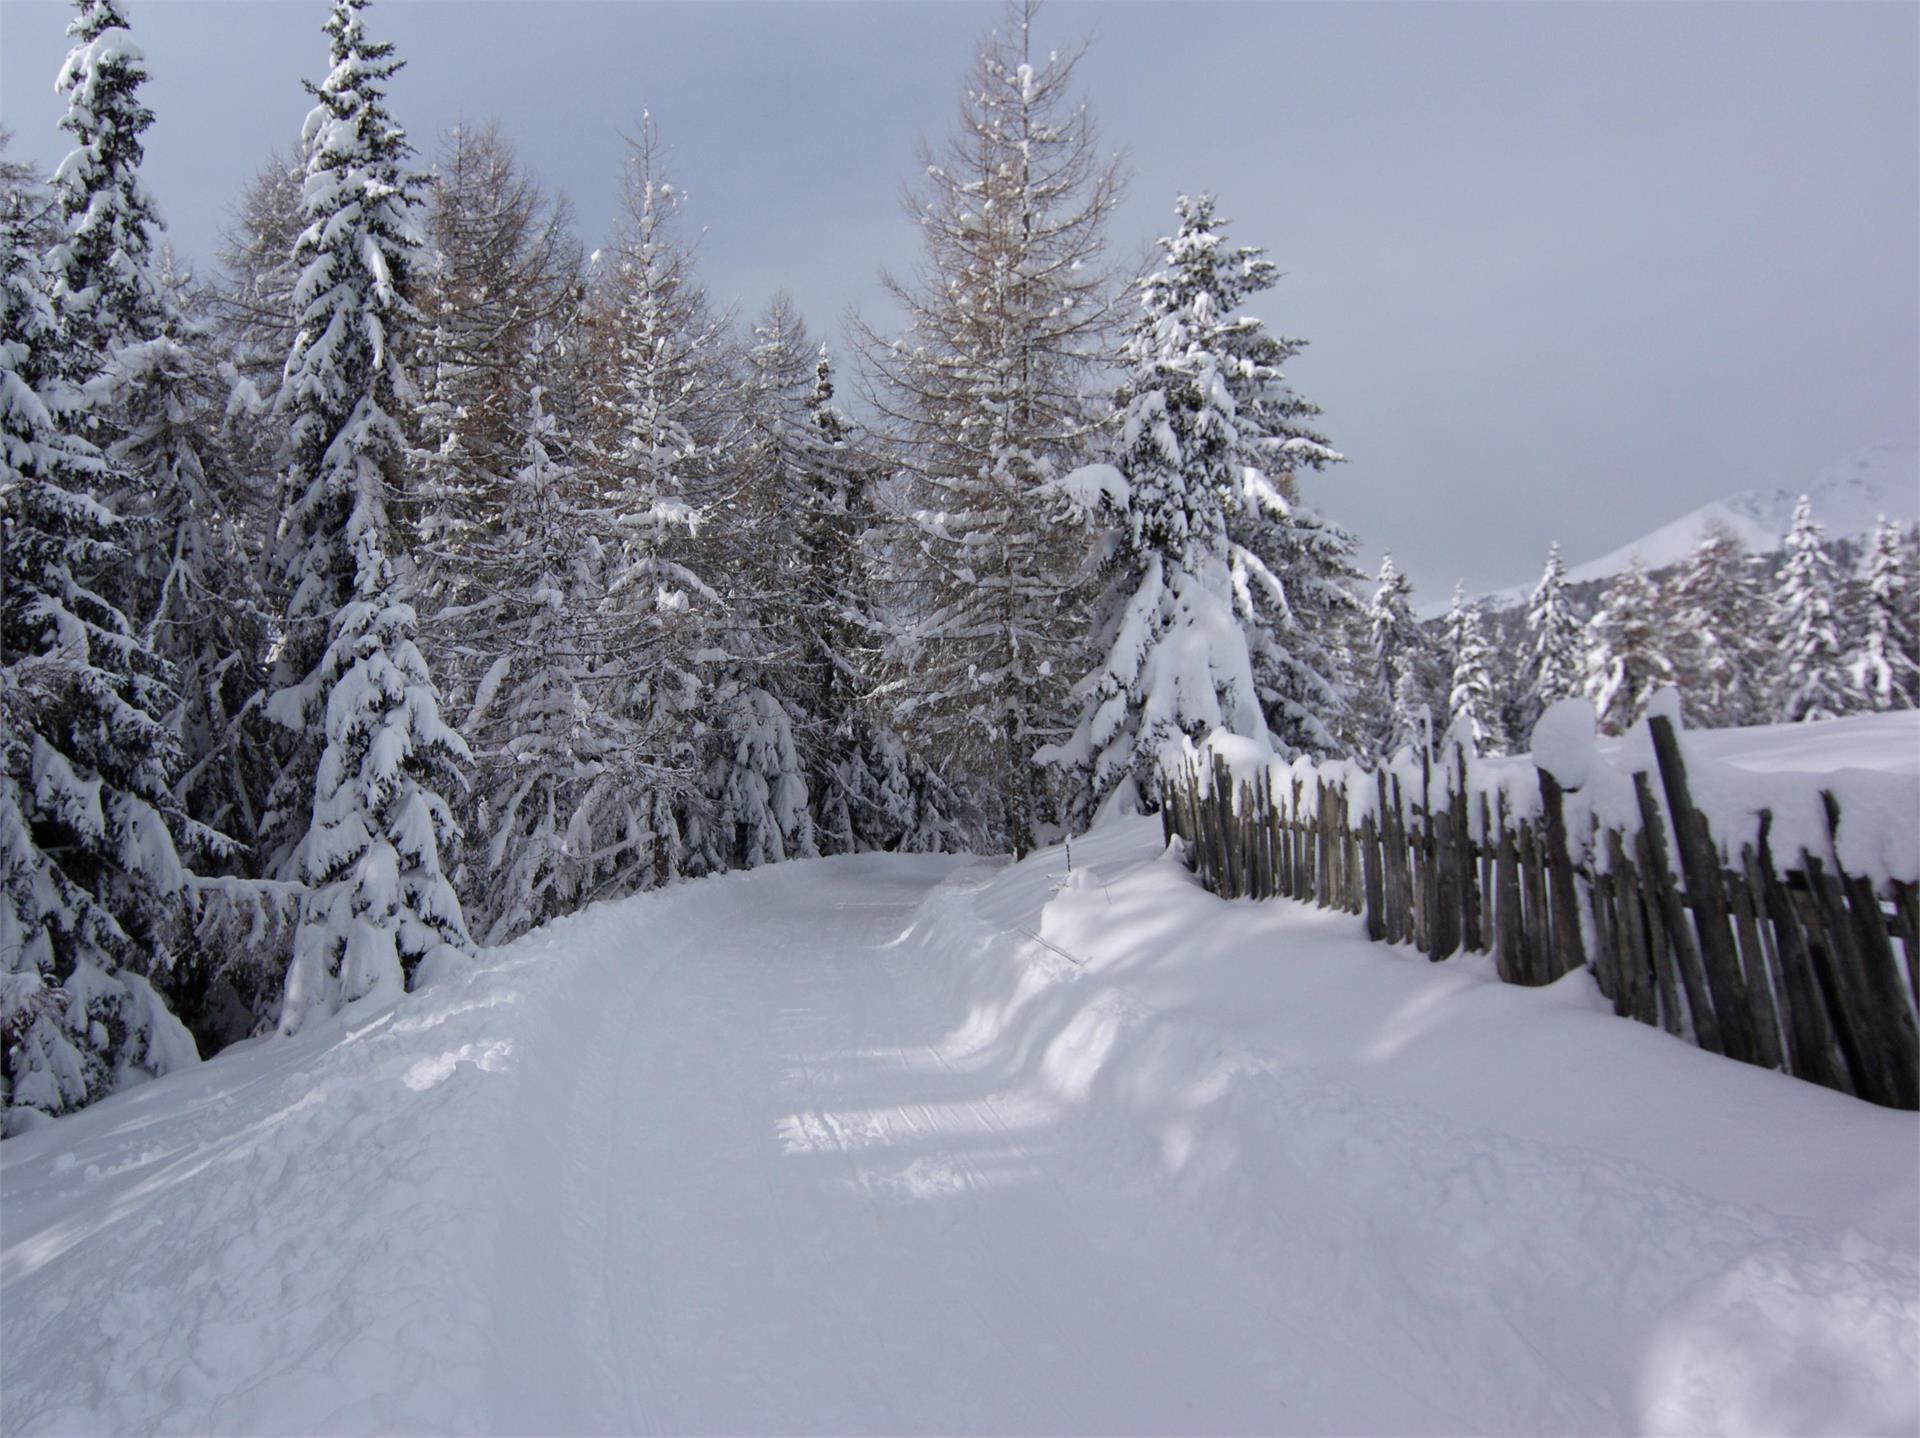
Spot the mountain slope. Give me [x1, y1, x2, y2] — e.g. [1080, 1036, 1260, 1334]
[1467, 440, 1918, 611]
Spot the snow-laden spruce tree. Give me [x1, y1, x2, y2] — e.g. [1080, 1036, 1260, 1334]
[1668, 523, 1770, 728]
[1582, 557, 1675, 734]
[260, 0, 470, 1033]
[1523, 544, 1581, 736]
[682, 295, 822, 872]
[755, 330, 975, 856]
[47, 0, 165, 381]
[1181, 195, 1353, 758]
[1848, 516, 1920, 711]
[861, 0, 1121, 856]
[581, 116, 741, 881]
[1360, 553, 1426, 755]
[48, 0, 275, 868]
[1043, 195, 1280, 815]
[1442, 585, 1497, 753]
[1, 211, 199, 1132]
[1772, 495, 1853, 723]
[1238, 492, 1361, 758]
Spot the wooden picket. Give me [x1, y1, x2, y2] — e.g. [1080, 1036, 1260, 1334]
[1159, 715, 1920, 1110]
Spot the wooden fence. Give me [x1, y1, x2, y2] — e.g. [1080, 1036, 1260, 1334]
[1160, 715, 1920, 1110]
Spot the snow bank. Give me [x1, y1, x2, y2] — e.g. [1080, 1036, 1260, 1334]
[904, 820, 1920, 1434]
[1180, 708, 1920, 888]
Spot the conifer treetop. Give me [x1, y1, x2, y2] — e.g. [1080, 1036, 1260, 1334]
[50, 0, 165, 363]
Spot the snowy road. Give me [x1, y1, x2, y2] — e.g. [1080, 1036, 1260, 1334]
[483, 857, 1440, 1436]
[4, 822, 1916, 1435]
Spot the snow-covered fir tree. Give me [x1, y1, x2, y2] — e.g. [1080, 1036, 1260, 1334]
[1582, 557, 1675, 734]
[1667, 523, 1770, 728]
[688, 296, 822, 872]
[1523, 544, 1581, 739]
[1237, 490, 1360, 759]
[1443, 584, 1498, 752]
[1847, 516, 1920, 712]
[1043, 195, 1281, 817]
[47, 0, 275, 877]
[47, 0, 165, 382]
[1772, 495, 1853, 723]
[259, 0, 470, 1033]
[731, 302, 969, 857]
[1360, 553, 1426, 756]
[581, 117, 740, 881]
[862, 0, 1121, 856]
[1181, 195, 1354, 758]
[1, 210, 200, 1132]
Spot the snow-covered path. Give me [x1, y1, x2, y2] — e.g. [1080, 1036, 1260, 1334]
[4, 821, 1916, 1435]
[482, 852, 1516, 1436]
[485, 858, 1371, 1436]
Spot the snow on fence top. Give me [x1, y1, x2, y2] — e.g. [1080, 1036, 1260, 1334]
[1160, 699, 1920, 1109]
[1178, 700, 1920, 889]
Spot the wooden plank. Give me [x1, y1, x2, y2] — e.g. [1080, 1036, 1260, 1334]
[1266, 787, 1284, 903]
[1537, 767, 1587, 980]
[1350, 789, 1364, 914]
[1495, 794, 1524, 984]
[1211, 755, 1235, 898]
[1892, 879, 1918, 1010]
[1397, 775, 1416, 946]
[1811, 798, 1917, 1109]
[1726, 854, 1784, 1071]
[1452, 746, 1479, 954]
[1792, 869, 1875, 1100]
[1610, 829, 1654, 1025]
[1837, 864, 1918, 1107]
[1588, 863, 1624, 1015]
[1362, 808, 1384, 941]
[1611, 830, 1647, 1022]
[1633, 771, 1721, 1052]
[1648, 716, 1755, 1064]
[1630, 821, 1685, 1036]
[1754, 818, 1849, 1095]
[1477, 791, 1495, 954]
[1430, 796, 1458, 962]
[1375, 770, 1397, 942]
[1516, 821, 1548, 985]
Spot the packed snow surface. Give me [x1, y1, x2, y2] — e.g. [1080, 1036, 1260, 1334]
[4, 821, 1916, 1435]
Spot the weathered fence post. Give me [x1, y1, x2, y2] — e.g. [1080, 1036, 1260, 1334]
[1535, 767, 1587, 980]
[1726, 847, 1785, 1072]
[1495, 792, 1524, 983]
[1633, 771, 1722, 1051]
[1815, 791, 1917, 1109]
[1647, 716, 1755, 1063]
[1892, 880, 1919, 1008]
[1754, 816, 1850, 1094]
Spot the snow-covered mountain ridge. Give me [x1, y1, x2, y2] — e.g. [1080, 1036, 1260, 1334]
[1465, 440, 1918, 612]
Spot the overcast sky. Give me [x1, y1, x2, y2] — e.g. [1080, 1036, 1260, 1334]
[3, 0, 1915, 597]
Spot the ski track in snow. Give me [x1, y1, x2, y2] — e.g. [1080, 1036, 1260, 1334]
[3, 825, 1916, 1435]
